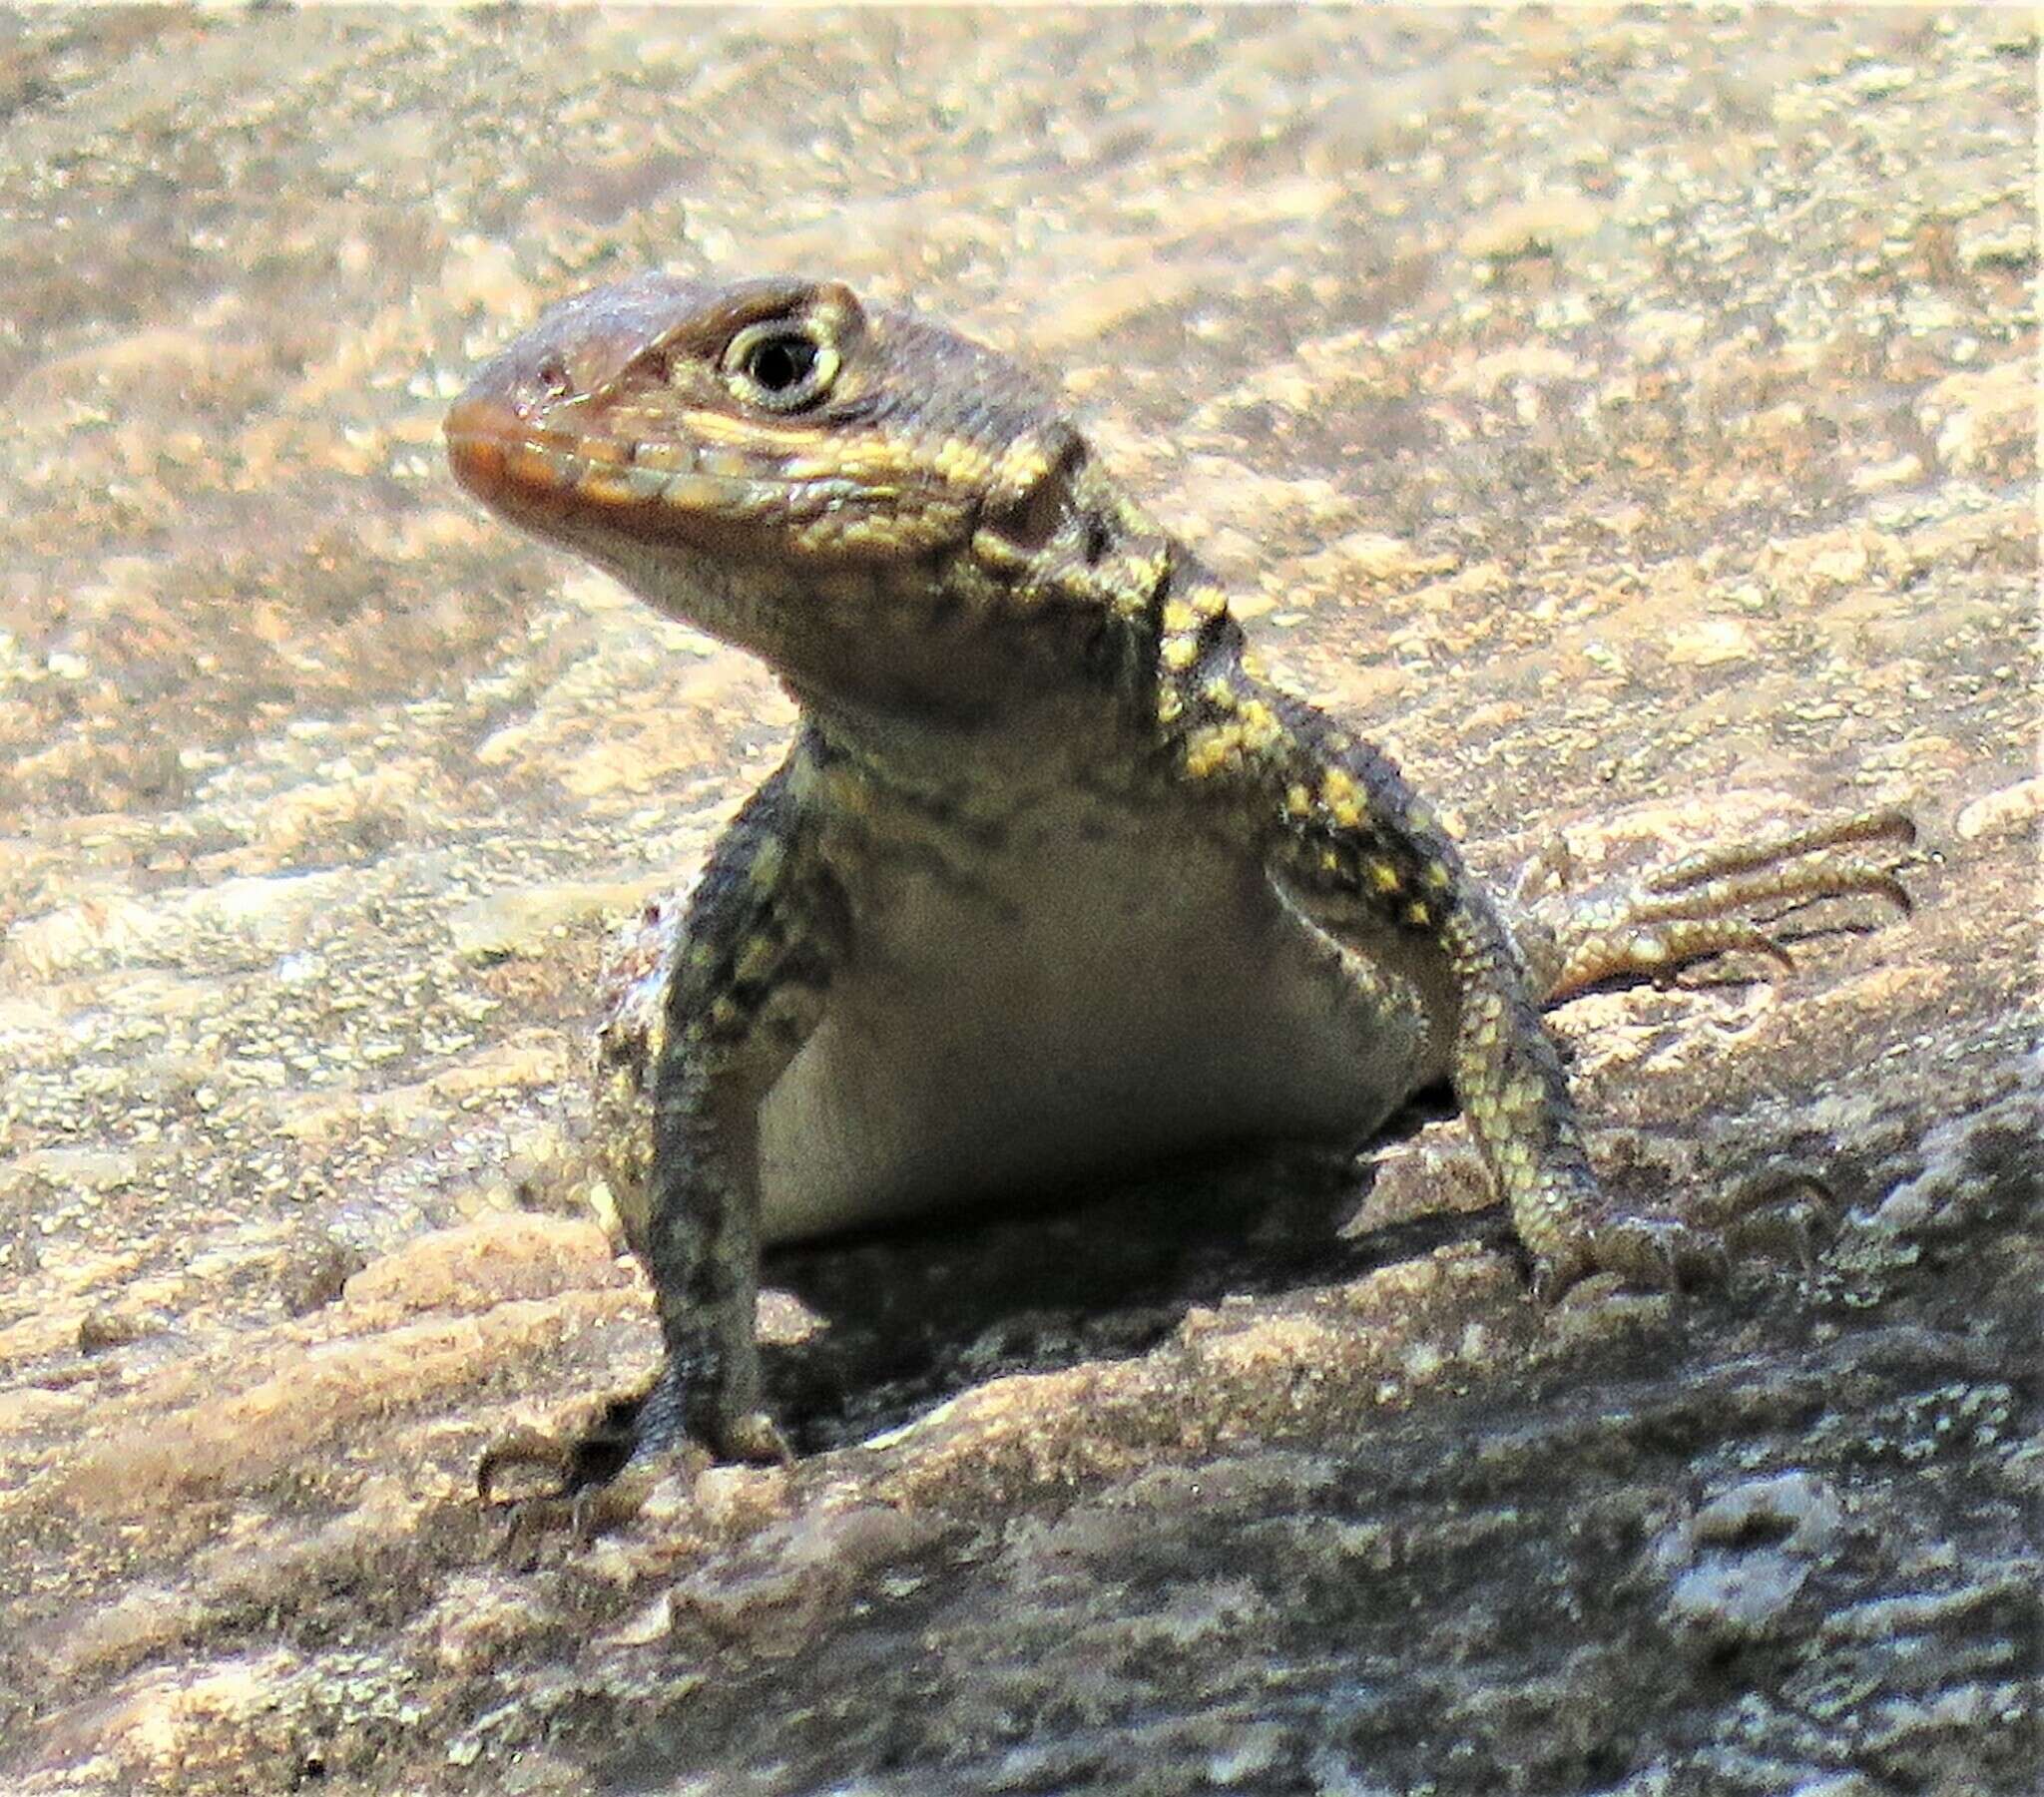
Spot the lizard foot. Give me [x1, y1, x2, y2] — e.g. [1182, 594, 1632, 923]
[1532, 1170, 1840, 1305]
[1531, 1209, 1731, 1305]
[476, 1369, 792, 1538]
[1513, 805, 1916, 1004]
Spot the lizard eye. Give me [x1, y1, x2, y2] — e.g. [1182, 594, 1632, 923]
[723, 321, 838, 412]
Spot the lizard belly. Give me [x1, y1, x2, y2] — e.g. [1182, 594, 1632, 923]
[755, 784, 1449, 1243]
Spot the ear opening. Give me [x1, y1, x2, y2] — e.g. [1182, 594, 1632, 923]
[985, 433, 1088, 556]
[987, 473, 1067, 554]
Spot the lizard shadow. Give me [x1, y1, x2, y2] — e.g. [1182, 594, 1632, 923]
[754, 1088, 1511, 1455]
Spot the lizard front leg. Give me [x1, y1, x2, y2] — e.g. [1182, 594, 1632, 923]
[1287, 801, 1703, 1298]
[1271, 781, 1915, 1297]
[1310, 845, 1728, 1297]
[1152, 607, 1725, 1297]
[1147, 548, 1911, 1296]
[633, 748, 847, 1470]
[1209, 714, 1700, 1296]
[480, 747, 843, 1522]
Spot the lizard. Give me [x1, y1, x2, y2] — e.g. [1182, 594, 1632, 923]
[443, 272, 1912, 1510]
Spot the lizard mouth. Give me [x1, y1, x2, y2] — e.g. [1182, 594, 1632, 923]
[444, 394, 866, 536]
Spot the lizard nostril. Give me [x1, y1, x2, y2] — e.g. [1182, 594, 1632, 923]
[536, 353, 574, 399]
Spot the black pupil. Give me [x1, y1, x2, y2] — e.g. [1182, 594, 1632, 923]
[749, 335, 815, 393]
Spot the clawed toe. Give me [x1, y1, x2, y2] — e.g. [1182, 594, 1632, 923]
[717, 1410, 794, 1467]
[1533, 1212, 1729, 1304]
[474, 1374, 791, 1541]
[1524, 804, 1918, 1004]
[476, 1424, 578, 1507]
[476, 1424, 669, 1541]
[1706, 1173, 1838, 1274]
[1534, 1169, 1842, 1305]
[475, 1386, 661, 1538]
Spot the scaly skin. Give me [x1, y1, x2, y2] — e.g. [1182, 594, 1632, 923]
[445, 274, 1912, 1510]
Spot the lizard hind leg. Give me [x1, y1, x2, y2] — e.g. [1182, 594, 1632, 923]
[1508, 804, 1916, 1008]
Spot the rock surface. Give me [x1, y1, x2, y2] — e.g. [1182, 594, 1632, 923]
[0, 10, 2035, 1795]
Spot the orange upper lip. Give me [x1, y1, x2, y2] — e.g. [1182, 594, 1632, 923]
[443, 393, 527, 503]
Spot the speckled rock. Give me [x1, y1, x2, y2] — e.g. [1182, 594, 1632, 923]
[0, 10, 2035, 1796]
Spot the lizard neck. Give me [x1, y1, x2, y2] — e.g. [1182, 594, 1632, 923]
[767, 469, 1190, 732]
[972, 467, 1260, 735]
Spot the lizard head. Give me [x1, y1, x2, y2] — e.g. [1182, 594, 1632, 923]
[445, 274, 1106, 711]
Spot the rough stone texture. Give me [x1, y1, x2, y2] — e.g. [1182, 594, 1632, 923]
[0, 9, 2035, 1795]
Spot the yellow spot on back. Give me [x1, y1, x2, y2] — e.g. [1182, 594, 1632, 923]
[735, 932, 777, 983]
[1183, 726, 1236, 781]
[1237, 698, 1282, 752]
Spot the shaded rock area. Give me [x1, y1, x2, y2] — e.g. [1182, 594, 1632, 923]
[0, 9, 2036, 1794]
